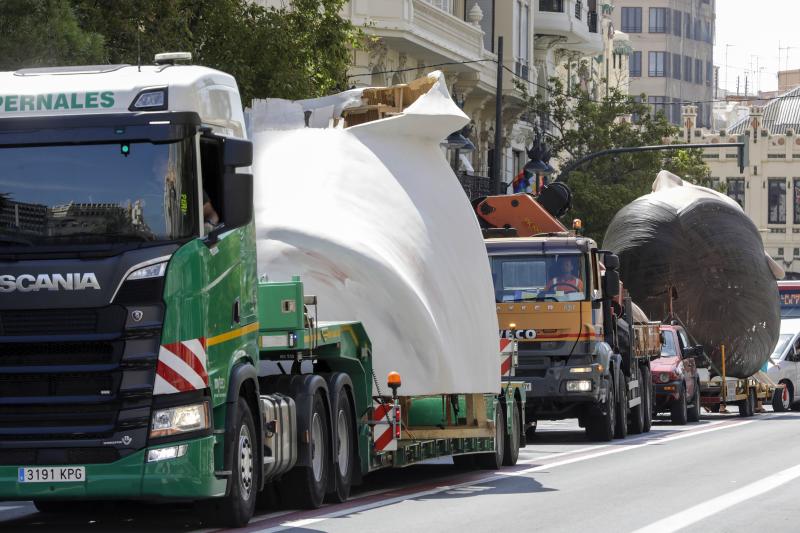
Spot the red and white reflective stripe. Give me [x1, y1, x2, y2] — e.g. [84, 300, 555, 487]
[154, 337, 209, 395]
[500, 339, 515, 377]
[372, 400, 398, 452]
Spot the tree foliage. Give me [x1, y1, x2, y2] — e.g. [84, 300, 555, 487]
[522, 76, 710, 243]
[2, 0, 362, 103]
[0, 0, 106, 69]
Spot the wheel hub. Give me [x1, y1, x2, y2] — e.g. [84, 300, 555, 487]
[239, 424, 254, 500]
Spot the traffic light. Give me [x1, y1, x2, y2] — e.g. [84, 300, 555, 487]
[737, 134, 749, 174]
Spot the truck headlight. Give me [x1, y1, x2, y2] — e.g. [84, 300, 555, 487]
[566, 380, 592, 392]
[150, 402, 209, 438]
[659, 372, 670, 383]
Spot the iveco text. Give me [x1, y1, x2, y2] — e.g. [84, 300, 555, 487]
[0, 273, 100, 292]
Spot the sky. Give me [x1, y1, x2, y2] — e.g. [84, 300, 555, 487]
[715, 0, 800, 94]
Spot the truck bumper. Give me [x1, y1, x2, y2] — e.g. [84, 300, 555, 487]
[523, 369, 605, 405]
[0, 435, 225, 501]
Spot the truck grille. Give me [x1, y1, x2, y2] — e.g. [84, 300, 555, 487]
[0, 303, 161, 464]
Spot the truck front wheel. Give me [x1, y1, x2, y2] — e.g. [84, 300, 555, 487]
[282, 391, 330, 509]
[502, 400, 521, 466]
[586, 376, 615, 442]
[215, 397, 258, 527]
[614, 370, 628, 439]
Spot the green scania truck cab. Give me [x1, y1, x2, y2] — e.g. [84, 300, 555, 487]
[0, 55, 524, 527]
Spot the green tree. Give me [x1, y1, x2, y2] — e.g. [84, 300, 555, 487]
[72, 0, 362, 103]
[0, 0, 106, 70]
[521, 77, 709, 242]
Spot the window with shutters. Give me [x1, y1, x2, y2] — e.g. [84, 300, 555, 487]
[621, 7, 642, 32]
[649, 52, 667, 77]
[630, 51, 642, 77]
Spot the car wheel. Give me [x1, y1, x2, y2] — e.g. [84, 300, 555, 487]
[670, 383, 688, 425]
[687, 379, 701, 422]
[773, 382, 791, 412]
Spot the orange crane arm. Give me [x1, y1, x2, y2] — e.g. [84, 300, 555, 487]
[473, 193, 567, 237]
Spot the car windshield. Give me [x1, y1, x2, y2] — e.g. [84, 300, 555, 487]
[779, 289, 800, 318]
[0, 137, 198, 249]
[490, 253, 588, 303]
[771, 333, 793, 360]
[660, 331, 678, 356]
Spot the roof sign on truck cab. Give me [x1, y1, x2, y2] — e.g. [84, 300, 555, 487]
[0, 92, 115, 113]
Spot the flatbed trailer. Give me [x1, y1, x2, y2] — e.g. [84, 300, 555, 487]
[698, 345, 785, 416]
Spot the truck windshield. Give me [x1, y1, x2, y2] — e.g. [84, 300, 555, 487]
[0, 138, 198, 248]
[779, 289, 800, 318]
[490, 254, 588, 302]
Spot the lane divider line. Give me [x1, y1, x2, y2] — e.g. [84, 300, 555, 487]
[229, 419, 752, 533]
[632, 462, 800, 533]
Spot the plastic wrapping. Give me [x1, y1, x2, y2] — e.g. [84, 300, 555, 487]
[247, 72, 500, 395]
[603, 171, 782, 378]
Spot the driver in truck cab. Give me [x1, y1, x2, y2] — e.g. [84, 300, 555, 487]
[545, 256, 584, 293]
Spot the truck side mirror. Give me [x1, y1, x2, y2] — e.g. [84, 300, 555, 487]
[223, 137, 253, 168]
[603, 253, 620, 271]
[220, 172, 253, 231]
[602, 270, 620, 298]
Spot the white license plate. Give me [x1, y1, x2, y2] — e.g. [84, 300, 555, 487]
[524, 383, 532, 392]
[18, 467, 85, 483]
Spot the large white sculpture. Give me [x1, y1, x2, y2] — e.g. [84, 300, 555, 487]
[248, 72, 500, 395]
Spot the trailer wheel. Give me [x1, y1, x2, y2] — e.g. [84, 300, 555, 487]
[739, 388, 755, 418]
[476, 405, 505, 469]
[328, 390, 355, 503]
[283, 391, 330, 509]
[687, 379, 701, 423]
[641, 366, 653, 433]
[773, 384, 791, 412]
[670, 383, 688, 425]
[629, 366, 646, 435]
[214, 397, 258, 527]
[614, 370, 628, 439]
[586, 376, 615, 442]
[502, 400, 521, 466]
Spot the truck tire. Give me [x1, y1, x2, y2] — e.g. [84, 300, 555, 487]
[215, 397, 258, 527]
[586, 376, 615, 442]
[629, 367, 645, 435]
[328, 389, 355, 503]
[502, 400, 521, 466]
[670, 383, 688, 425]
[641, 366, 653, 433]
[773, 383, 791, 412]
[739, 388, 755, 418]
[687, 379, 701, 422]
[614, 370, 628, 439]
[476, 405, 505, 469]
[282, 391, 330, 509]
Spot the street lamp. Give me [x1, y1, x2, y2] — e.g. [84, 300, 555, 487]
[520, 134, 555, 193]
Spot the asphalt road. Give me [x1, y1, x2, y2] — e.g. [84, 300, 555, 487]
[2, 408, 799, 533]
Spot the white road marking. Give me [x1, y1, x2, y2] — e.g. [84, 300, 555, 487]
[632, 462, 800, 533]
[248, 420, 752, 533]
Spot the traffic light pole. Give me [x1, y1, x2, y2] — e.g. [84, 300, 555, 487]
[556, 141, 747, 182]
[491, 36, 504, 195]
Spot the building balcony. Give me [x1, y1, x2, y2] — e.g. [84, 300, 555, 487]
[347, 0, 488, 69]
[535, 0, 604, 55]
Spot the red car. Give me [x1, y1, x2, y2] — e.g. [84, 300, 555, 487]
[650, 325, 702, 424]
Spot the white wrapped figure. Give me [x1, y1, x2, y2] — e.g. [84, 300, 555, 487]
[248, 72, 500, 395]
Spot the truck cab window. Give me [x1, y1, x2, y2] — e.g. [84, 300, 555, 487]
[490, 254, 588, 303]
[200, 136, 223, 233]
